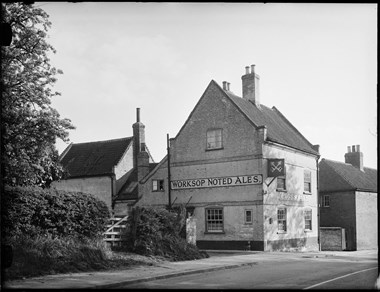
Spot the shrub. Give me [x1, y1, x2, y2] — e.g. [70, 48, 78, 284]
[4, 233, 112, 280]
[123, 205, 208, 261]
[1, 185, 110, 240]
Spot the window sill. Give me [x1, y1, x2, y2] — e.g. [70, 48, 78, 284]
[244, 222, 253, 225]
[204, 231, 225, 235]
[152, 190, 165, 192]
[277, 231, 287, 234]
[303, 192, 312, 195]
[276, 189, 287, 193]
[304, 229, 312, 233]
[205, 147, 224, 152]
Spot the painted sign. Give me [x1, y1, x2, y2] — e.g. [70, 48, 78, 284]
[171, 174, 263, 190]
[267, 159, 285, 177]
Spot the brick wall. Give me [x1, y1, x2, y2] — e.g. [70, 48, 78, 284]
[320, 227, 345, 251]
[320, 191, 356, 250]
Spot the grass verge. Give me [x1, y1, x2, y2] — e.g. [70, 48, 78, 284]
[3, 234, 159, 281]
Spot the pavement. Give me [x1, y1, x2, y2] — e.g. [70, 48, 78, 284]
[3, 249, 378, 289]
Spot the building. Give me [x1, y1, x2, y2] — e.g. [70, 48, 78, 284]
[52, 108, 156, 215]
[137, 65, 320, 251]
[319, 145, 377, 250]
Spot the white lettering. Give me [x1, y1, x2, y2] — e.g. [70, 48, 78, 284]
[171, 174, 263, 190]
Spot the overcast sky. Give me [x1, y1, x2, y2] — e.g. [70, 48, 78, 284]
[38, 2, 377, 168]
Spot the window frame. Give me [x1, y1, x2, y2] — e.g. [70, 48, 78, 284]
[244, 209, 253, 225]
[304, 209, 312, 231]
[277, 207, 287, 233]
[303, 170, 312, 194]
[152, 179, 164, 192]
[205, 207, 224, 233]
[206, 128, 223, 150]
[276, 176, 287, 191]
[322, 195, 330, 207]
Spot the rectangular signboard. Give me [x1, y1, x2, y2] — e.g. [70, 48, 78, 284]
[267, 159, 285, 177]
[171, 174, 263, 190]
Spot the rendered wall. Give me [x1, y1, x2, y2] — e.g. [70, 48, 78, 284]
[114, 144, 134, 181]
[355, 191, 377, 250]
[52, 176, 112, 211]
[263, 144, 319, 251]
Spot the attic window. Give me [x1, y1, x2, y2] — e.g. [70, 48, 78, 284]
[152, 179, 164, 192]
[206, 129, 223, 150]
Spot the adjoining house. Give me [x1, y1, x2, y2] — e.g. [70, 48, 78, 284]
[137, 65, 320, 251]
[319, 145, 377, 250]
[52, 108, 156, 216]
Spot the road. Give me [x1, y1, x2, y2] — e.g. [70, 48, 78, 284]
[120, 252, 378, 289]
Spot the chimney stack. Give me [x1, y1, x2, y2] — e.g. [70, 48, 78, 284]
[133, 108, 146, 168]
[344, 144, 364, 171]
[242, 64, 260, 107]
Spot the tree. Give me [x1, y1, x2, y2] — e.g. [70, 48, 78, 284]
[1, 3, 75, 187]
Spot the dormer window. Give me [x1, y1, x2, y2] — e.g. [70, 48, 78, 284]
[206, 128, 223, 150]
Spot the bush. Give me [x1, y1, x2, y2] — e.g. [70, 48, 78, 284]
[123, 206, 208, 261]
[1, 185, 110, 240]
[4, 233, 113, 280]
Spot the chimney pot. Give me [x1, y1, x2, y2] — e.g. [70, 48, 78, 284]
[227, 82, 230, 91]
[222, 81, 227, 90]
[347, 146, 351, 153]
[356, 145, 360, 152]
[251, 64, 255, 74]
[352, 145, 356, 152]
[136, 108, 140, 123]
[245, 66, 250, 75]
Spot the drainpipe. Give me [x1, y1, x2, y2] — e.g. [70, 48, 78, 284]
[167, 134, 172, 209]
[316, 155, 321, 251]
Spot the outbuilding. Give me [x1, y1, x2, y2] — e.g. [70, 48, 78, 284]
[319, 145, 377, 250]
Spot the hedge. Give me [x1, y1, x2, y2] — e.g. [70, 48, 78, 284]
[1, 185, 110, 240]
[123, 206, 208, 261]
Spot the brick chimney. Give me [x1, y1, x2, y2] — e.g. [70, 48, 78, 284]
[242, 64, 260, 107]
[132, 108, 150, 181]
[344, 145, 364, 171]
[132, 108, 145, 168]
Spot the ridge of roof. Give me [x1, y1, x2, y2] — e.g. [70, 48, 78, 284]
[221, 84, 318, 156]
[71, 136, 133, 146]
[60, 136, 134, 178]
[320, 158, 377, 192]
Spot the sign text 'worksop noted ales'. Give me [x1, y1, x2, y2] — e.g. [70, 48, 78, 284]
[171, 175, 263, 190]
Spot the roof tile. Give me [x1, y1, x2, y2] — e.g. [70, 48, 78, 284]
[60, 137, 133, 178]
[319, 158, 377, 192]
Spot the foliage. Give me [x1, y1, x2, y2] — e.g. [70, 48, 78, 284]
[4, 233, 113, 280]
[1, 2, 75, 187]
[124, 206, 208, 261]
[1, 185, 110, 240]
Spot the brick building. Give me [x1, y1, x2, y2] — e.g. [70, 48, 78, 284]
[137, 65, 320, 251]
[319, 145, 378, 250]
[52, 109, 156, 215]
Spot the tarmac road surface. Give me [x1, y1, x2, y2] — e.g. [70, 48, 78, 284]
[120, 251, 378, 289]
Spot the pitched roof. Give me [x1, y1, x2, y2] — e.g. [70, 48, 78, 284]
[60, 137, 133, 178]
[222, 84, 319, 155]
[319, 158, 377, 193]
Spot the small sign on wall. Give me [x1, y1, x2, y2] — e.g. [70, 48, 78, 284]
[267, 159, 285, 177]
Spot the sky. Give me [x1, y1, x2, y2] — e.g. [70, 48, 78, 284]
[37, 2, 377, 168]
